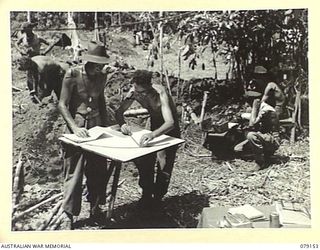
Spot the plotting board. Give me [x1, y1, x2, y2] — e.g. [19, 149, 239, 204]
[59, 125, 185, 162]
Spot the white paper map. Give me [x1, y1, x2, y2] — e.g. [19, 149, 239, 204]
[59, 126, 184, 162]
[62, 126, 109, 143]
[85, 130, 172, 148]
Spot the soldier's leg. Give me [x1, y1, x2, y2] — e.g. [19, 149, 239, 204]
[27, 70, 34, 92]
[134, 153, 157, 202]
[84, 152, 109, 220]
[62, 146, 85, 217]
[262, 133, 280, 161]
[154, 146, 178, 200]
[62, 114, 86, 217]
[234, 139, 249, 154]
[246, 131, 270, 169]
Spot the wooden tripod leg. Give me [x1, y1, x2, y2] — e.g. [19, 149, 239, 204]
[105, 160, 115, 185]
[106, 161, 121, 221]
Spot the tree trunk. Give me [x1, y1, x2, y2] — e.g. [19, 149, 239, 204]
[159, 11, 164, 84]
[93, 12, 100, 42]
[118, 12, 121, 26]
[177, 49, 182, 99]
[27, 11, 31, 22]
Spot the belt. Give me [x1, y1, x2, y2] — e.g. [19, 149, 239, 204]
[76, 111, 100, 120]
[269, 131, 280, 141]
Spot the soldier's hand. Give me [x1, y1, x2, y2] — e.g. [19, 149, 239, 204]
[73, 127, 89, 138]
[252, 99, 261, 109]
[139, 132, 155, 147]
[120, 124, 132, 135]
[102, 65, 117, 74]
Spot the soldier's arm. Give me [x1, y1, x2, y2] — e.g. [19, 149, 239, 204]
[115, 88, 135, 135]
[138, 84, 175, 147]
[150, 84, 175, 138]
[30, 62, 40, 94]
[115, 97, 134, 134]
[39, 37, 50, 46]
[58, 70, 89, 137]
[14, 36, 26, 55]
[261, 82, 276, 103]
[98, 91, 108, 126]
[249, 99, 261, 127]
[40, 37, 56, 55]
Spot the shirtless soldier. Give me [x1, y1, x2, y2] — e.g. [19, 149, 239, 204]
[58, 42, 111, 229]
[115, 70, 181, 208]
[15, 22, 55, 101]
[17, 55, 69, 102]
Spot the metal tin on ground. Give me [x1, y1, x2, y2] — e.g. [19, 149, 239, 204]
[270, 212, 280, 228]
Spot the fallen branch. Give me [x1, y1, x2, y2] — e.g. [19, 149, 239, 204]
[12, 86, 23, 92]
[290, 155, 307, 160]
[12, 192, 63, 222]
[12, 152, 24, 209]
[225, 162, 234, 172]
[14, 190, 56, 213]
[259, 164, 280, 188]
[50, 209, 64, 230]
[38, 200, 63, 231]
[48, 206, 64, 229]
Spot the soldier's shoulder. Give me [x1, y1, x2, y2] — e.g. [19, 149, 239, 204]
[266, 81, 278, 88]
[124, 87, 135, 100]
[64, 66, 81, 78]
[152, 84, 166, 94]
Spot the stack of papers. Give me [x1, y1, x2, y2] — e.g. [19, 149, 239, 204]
[276, 201, 311, 226]
[280, 210, 311, 226]
[228, 204, 265, 221]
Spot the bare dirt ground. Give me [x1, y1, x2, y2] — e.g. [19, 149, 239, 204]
[11, 30, 310, 231]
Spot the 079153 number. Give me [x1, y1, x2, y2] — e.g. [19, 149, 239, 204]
[300, 244, 319, 248]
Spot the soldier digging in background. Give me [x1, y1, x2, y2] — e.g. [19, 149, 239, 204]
[17, 55, 70, 103]
[14, 22, 56, 102]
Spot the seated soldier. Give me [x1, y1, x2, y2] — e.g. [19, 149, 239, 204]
[245, 65, 285, 118]
[234, 98, 280, 171]
[115, 70, 181, 208]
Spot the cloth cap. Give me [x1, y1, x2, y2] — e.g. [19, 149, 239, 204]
[254, 66, 267, 74]
[244, 90, 262, 98]
[81, 41, 110, 64]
